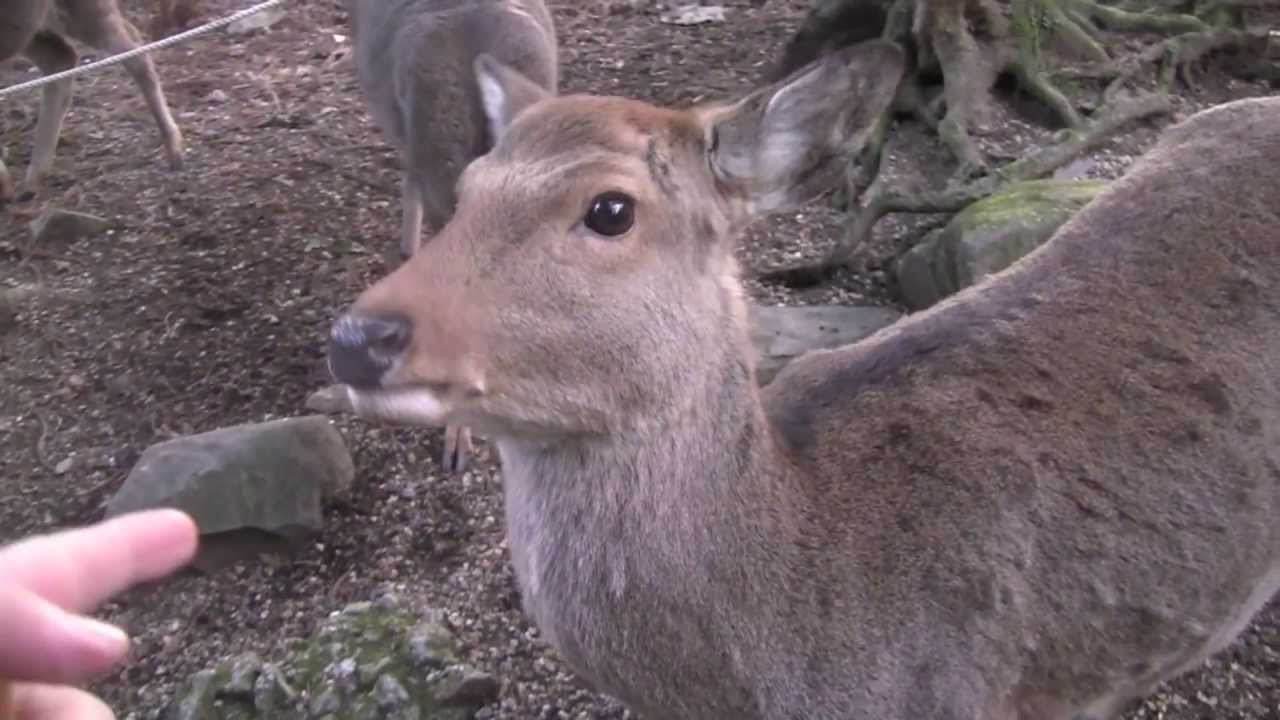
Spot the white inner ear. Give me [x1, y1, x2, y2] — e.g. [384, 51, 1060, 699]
[757, 71, 822, 181]
[757, 125, 809, 181]
[478, 67, 508, 141]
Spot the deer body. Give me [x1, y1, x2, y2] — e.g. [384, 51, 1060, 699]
[347, 0, 558, 260]
[0, 0, 183, 200]
[327, 39, 1280, 719]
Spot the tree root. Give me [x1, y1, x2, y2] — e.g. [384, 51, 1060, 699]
[763, 0, 1259, 288]
[758, 91, 1172, 288]
[1055, 27, 1262, 99]
[1063, 0, 1209, 35]
[913, 0, 1226, 179]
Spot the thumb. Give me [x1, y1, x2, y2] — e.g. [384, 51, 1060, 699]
[6, 681, 116, 720]
[0, 584, 129, 684]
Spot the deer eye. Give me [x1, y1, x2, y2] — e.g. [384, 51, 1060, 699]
[584, 192, 635, 237]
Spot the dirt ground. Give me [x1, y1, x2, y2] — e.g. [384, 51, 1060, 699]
[1, 0, 1278, 717]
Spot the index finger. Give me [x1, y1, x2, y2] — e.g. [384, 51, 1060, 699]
[0, 509, 199, 613]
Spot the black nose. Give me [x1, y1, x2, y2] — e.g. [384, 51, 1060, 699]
[327, 312, 411, 388]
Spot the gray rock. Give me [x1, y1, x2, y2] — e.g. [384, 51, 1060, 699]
[226, 6, 286, 34]
[310, 687, 342, 717]
[222, 652, 262, 699]
[659, 4, 726, 24]
[329, 657, 359, 696]
[749, 303, 902, 386]
[29, 207, 110, 245]
[435, 670, 500, 708]
[375, 674, 411, 709]
[305, 385, 353, 414]
[170, 669, 217, 720]
[105, 415, 354, 573]
[407, 622, 454, 669]
[167, 598, 486, 720]
[895, 179, 1107, 311]
[358, 657, 392, 687]
[253, 663, 297, 712]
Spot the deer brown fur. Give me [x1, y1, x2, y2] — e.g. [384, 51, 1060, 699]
[326, 38, 1280, 720]
[345, 0, 557, 473]
[0, 0, 183, 201]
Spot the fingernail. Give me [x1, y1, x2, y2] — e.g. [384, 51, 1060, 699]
[71, 616, 129, 660]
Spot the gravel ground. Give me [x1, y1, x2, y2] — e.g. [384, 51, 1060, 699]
[1, 1, 1278, 717]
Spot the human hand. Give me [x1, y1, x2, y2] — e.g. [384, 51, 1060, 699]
[0, 509, 198, 720]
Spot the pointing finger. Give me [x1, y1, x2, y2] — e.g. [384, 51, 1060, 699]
[0, 509, 198, 614]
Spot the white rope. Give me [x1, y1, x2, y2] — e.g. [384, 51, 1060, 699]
[0, 0, 287, 99]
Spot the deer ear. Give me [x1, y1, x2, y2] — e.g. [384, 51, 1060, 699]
[474, 54, 553, 143]
[706, 39, 905, 215]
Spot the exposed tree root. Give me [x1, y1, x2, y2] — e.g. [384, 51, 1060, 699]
[759, 0, 1266, 289]
[780, 0, 1248, 181]
[759, 90, 1172, 288]
[1065, 0, 1208, 34]
[915, 0, 1224, 180]
[1058, 27, 1268, 99]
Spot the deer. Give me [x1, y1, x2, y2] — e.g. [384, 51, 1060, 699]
[345, 0, 558, 474]
[323, 36, 1280, 720]
[0, 0, 184, 202]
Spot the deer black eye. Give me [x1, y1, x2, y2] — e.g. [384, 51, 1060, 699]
[584, 192, 635, 237]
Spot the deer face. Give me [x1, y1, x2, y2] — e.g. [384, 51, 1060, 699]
[327, 42, 905, 441]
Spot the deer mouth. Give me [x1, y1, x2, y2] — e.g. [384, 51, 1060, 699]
[341, 384, 452, 428]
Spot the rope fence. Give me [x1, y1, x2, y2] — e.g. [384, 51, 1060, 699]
[0, 0, 288, 100]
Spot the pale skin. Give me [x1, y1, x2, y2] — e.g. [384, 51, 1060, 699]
[0, 509, 198, 720]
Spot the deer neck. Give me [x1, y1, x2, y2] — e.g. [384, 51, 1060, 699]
[494, 334, 790, 571]
[491, 299, 797, 707]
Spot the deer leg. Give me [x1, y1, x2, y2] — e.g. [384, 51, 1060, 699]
[399, 171, 425, 261]
[0, 150, 14, 202]
[442, 424, 473, 474]
[418, 176, 474, 475]
[22, 31, 77, 196]
[93, 11, 184, 170]
[0, 12, 40, 202]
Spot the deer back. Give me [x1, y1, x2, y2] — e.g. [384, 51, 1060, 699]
[764, 95, 1280, 717]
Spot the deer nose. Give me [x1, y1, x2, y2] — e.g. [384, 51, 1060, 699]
[327, 312, 411, 389]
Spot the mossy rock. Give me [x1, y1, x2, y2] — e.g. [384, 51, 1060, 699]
[168, 595, 498, 720]
[895, 179, 1107, 311]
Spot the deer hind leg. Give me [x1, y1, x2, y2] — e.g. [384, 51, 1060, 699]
[399, 171, 425, 261]
[91, 10, 184, 170]
[21, 31, 78, 197]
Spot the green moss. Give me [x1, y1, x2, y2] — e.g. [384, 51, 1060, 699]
[958, 179, 1107, 231]
[896, 179, 1109, 311]
[170, 601, 479, 720]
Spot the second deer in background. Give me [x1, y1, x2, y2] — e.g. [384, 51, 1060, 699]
[0, 0, 185, 201]
[345, 0, 558, 473]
